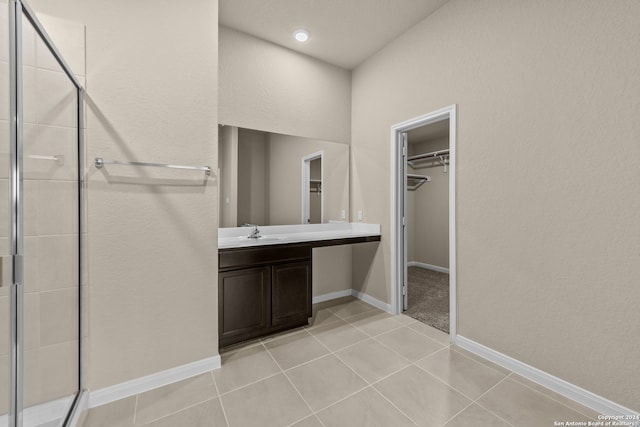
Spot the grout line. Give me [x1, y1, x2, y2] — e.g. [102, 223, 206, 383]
[306, 327, 371, 387]
[366, 363, 413, 387]
[342, 313, 407, 339]
[210, 370, 230, 427]
[471, 375, 510, 403]
[470, 377, 517, 427]
[262, 341, 318, 425]
[506, 373, 599, 421]
[409, 360, 480, 403]
[439, 401, 476, 427]
[134, 397, 220, 426]
[370, 325, 446, 364]
[369, 386, 419, 426]
[217, 370, 283, 397]
[450, 345, 512, 376]
[309, 385, 371, 419]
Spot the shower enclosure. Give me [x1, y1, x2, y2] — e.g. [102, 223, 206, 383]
[2, 0, 84, 426]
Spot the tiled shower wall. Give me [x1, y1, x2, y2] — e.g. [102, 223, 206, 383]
[0, 8, 85, 411]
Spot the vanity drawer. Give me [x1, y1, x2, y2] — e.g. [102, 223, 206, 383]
[219, 244, 311, 270]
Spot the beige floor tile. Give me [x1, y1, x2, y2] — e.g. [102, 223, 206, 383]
[134, 374, 217, 425]
[346, 310, 405, 337]
[395, 314, 419, 325]
[316, 387, 416, 427]
[416, 347, 507, 399]
[509, 374, 600, 420]
[286, 354, 367, 411]
[374, 365, 471, 427]
[260, 326, 308, 344]
[375, 326, 445, 361]
[219, 337, 263, 354]
[326, 299, 378, 319]
[308, 319, 368, 351]
[290, 415, 323, 427]
[221, 373, 311, 427]
[312, 297, 355, 312]
[477, 378, 594, 427]
[83, 397, 136, 427]
[214, 344, 281, 394]
[141, 398, 226, 427]
[450, 346, 511, 375]
[408, 322, 451, 346]
[443, 403, 511, 427]
[336, 338, 411, 383]
[305, 308, 342, 330]
[264, 330, 329, 370]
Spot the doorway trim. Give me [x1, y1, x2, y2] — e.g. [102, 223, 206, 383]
[390, 105, 457, 343]
[301, 151, 324, 224]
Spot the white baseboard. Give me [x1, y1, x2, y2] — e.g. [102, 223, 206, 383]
[313, 289, 393, 314]
[408, 261, 450, 274]
[88, 355, 221, 408]
[455, 335, 640, 418]
[351, 289, 393, 313]
[312, 289, 353, 304]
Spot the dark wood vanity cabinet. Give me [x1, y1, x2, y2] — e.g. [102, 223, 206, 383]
[218, 245, 312, 348]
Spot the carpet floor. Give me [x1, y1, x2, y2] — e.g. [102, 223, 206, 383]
[404, 266, 450, 333]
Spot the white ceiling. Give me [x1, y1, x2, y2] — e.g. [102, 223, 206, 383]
[219, 0, 449, 70]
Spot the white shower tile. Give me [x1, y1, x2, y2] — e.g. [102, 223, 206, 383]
[39, 288, 79, 347]
[38, 235, 78, 291]
[38, 180, 78, 236]
[35, 68, 77, 128]
[38, 340, 78, 403]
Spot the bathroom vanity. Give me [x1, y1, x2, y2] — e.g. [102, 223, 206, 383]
[218, 223, 380, 348]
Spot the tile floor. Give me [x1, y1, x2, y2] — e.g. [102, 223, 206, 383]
[80, 297, 600, 427]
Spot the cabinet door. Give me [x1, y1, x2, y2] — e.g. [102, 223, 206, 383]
[219, 266, 271, 344]
[271, 261, 311, 327]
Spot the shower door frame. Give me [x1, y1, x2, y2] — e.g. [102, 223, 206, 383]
[8, 0, 85, 425]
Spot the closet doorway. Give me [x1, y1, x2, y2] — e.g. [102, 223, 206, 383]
[391, 105, 457, 341]
[301, 152, 323, 224]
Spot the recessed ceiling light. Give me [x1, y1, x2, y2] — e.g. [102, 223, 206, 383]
[293, 29, 310, 42]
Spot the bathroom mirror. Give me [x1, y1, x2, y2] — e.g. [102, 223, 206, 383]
[218, 125, 349, 227]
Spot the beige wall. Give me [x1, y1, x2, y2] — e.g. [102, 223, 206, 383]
[267, 134, 349, 225]
[218, 125, 238, 227]
[30, 0, 219, 391]
[351, 0, 640, 411]
[408, 137, 449, 268]
[219, 26, 352, 144]
[237, 128, 268, 226]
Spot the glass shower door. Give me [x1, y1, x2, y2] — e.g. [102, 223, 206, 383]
[1, 1, 83, 425]
[21, 8, 80, 426]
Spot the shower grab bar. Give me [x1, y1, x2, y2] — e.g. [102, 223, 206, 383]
[94, 157, 212, 176]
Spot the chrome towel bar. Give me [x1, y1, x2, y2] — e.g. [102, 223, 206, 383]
[95, 157, 212, 176]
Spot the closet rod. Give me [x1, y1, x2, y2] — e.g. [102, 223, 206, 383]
[407, 174, 430, 182]
[407, 148, 450, 162]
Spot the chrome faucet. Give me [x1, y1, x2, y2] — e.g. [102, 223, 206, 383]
[245, 224, 261, 239]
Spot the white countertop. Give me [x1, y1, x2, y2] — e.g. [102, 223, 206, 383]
[218, 223, 381, 249]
